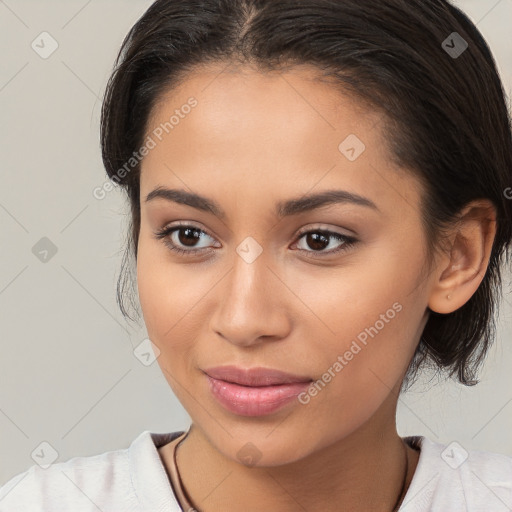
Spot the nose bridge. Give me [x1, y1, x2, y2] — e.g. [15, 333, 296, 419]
[225, 243, 273, 318]
[210, 240, 290, 345]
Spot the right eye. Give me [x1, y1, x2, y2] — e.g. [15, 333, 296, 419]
[153, 223, 220, 256]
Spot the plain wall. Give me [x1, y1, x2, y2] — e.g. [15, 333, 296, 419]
[1, 0, 511, 486]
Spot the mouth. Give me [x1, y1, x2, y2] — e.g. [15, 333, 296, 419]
[203, 365, 313, 386]
[202, 365, 313, 416]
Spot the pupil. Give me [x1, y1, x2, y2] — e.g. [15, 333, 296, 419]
[307, 232, 328, 251]
[179, 228, 201, 247]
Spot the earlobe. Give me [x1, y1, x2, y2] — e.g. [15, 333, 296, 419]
[427, 200, 497, 315]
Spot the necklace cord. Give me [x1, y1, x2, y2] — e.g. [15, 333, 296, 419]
[391, 439, 409, 512]
[173, 434, 410, 512]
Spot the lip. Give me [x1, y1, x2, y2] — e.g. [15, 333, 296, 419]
[203, 365, 312, 386]
[203, 366, 313, 417]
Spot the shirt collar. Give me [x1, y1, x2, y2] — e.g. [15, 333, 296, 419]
[129, 430, 186, 512]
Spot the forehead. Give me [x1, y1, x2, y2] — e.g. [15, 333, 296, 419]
[140, 63, 421, 216]
[145, 62, 382, 146]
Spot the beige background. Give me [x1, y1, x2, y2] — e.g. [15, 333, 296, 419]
[1, 0, 511, 485]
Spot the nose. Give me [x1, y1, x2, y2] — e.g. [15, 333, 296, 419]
[209, 248, 292, 348]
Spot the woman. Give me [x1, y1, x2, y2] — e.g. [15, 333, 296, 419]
[1, 0, 511, 510]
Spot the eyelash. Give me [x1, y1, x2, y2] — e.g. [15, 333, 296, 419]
[153, 222, 358, 259]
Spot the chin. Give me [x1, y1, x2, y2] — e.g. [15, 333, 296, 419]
[200, 421, 326, 468]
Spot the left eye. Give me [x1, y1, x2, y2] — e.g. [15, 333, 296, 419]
[294, 230, 357, 255]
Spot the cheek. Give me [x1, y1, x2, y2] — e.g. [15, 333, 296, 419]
[136, 237, 186, 343]
[136, 236, 217, 350]
[294, 285, 418, 440]
[136, 242, 202, 393]
[292, 250, 425, 398]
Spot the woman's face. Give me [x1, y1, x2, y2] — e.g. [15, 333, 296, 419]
[137, 63, 435, 465]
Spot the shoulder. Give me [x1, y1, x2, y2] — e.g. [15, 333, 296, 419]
[0, 432, 150, 512]
[402, 436, 512, 512]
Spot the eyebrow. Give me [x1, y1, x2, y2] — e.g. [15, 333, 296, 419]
[144, 186, 380, 219]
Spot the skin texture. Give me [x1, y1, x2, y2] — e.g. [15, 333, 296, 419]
[136, 63, 497, 511]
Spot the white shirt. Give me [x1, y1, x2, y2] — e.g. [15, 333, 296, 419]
[1, 431, 511, 511]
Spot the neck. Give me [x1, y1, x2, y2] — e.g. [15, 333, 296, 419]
[171, 410, 418, 511]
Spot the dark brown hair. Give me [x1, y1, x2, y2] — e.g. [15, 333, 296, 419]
[100, 0, 512, 387]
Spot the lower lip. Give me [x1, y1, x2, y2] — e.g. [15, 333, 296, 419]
[206, 375, 311, 416]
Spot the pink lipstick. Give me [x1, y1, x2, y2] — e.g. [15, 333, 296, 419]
[203, 366, 312, 416]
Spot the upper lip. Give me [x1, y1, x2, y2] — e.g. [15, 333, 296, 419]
[203, 365, 313, 387]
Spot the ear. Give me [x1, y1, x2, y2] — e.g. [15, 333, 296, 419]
[428, 199, 497, 314]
